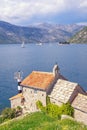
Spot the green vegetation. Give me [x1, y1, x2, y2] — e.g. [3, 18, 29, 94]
[0, 116, 4, 124]
[0, 106, 22, 124]
[46, 95, 50, 105]
[0, 112, 87, 130]
[60, 103, 74, 117]
[69, 27, 87, 43]
[2, 108, 16, 120]
[0, 101, 86, 129]
[36, 100, 43, 110]
[36, 100, 74, 118]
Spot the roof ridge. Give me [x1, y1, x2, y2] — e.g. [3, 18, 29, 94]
[32, 71, 53, 75]
[57, 79, 78, 85]
[9, 93, 23, 100]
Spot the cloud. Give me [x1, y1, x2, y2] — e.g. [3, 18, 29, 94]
[79, 0, 87, 8]
[0, 0, 86, 25]
[77, 22, 87, 25]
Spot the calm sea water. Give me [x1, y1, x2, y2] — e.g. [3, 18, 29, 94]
[0, 43, 87, 111]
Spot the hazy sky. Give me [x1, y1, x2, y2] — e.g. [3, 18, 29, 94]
[0, 0, 87, 26]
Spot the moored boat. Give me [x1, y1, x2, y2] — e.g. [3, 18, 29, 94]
[21, 41, 25, 48]
[59, 41, 70, 45]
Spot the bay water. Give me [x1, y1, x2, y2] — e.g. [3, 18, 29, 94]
[0, 43, 87, 111]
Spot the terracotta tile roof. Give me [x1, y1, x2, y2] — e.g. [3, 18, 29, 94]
[72, 93, 87, 113]
[9, 93, 23, 100]
[21, 71, 55, 90]
[50, 79, 78, 103]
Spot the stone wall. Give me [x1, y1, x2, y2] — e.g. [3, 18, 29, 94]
[74, 109, 87, 125]
[10, 97, 22, 108]
[68, 85, 86, 103]
[50, 98, 63, 106]
[22, 87, 46, 113]
[67, 84, 86, 111]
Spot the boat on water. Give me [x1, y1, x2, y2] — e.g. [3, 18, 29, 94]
[59, 41, 70, 45]
[36, 43, 42, 46]
[21, 41, 25, 48]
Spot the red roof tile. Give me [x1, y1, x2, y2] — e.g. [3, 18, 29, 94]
[21, 71, 55, 90]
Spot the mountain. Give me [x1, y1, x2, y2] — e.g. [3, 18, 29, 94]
[31, 23, 84, 42]
[69, 27, 87, 43]
[0, 21, 44, 44]
[0, 21, 85, 44]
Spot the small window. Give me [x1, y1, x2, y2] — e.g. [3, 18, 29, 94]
[42, 94, 44, 96]
[34, 90, 37, 94]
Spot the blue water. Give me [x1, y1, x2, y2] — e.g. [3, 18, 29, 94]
[0, 43, 87, 111]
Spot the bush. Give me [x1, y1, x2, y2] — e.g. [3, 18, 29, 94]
[16, 106, 22, 116]
[46, 96, 50, 105]
[16, 106, 22, 111]
[36, 101, 74, 118]
[36, 101, 43, 109]
[60, 103, 74, 117]
[0, 116, 4, 124]
[0, 106, 22, 123]
[2, 107, 16, 120]
[46, 103, 61, 119]
[36, 101, 46, 113]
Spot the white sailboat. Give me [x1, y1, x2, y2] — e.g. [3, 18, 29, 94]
[36, 42, 42, 46]
[21, 41, 25, 48]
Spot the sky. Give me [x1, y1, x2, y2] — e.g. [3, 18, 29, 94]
[0, 0, 87, 26]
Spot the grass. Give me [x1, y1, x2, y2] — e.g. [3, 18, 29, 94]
[0, 112, 87, 130]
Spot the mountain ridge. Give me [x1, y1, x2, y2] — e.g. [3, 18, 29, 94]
[0, 21, 85, 44]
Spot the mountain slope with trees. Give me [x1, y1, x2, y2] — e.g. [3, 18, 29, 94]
[69, 27, 87, 43]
